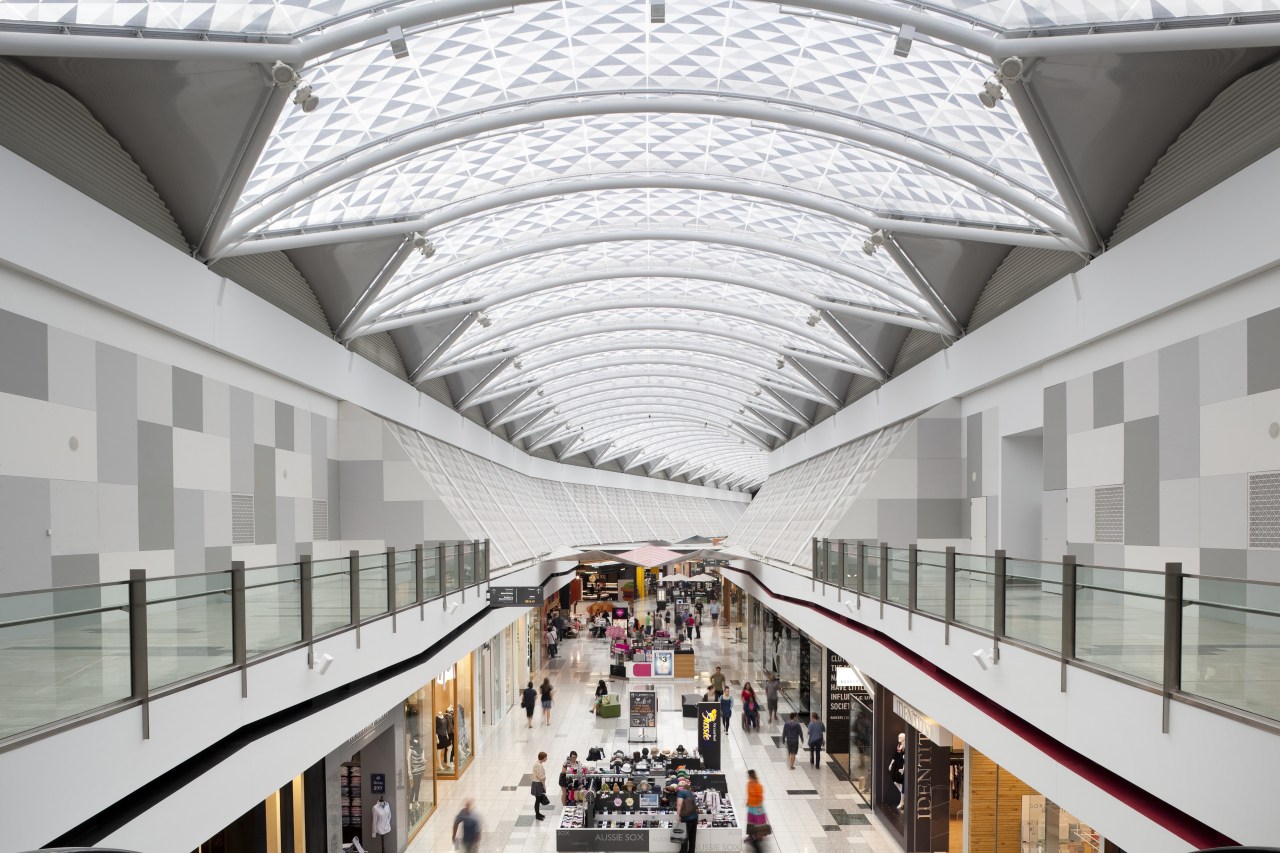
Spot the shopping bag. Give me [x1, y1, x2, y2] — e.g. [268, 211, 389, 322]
[670, 825, 687, 843]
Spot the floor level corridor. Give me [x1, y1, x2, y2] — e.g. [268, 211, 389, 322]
[407, 599, 896, 853]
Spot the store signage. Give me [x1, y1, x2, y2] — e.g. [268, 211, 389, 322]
[653, 649, 675, 677]
[697, 702, 722, 770]
[835, 666, 863, 688]
[629, 690, 657, 728]
[370, 773, 385, 794]
[556, 830, 649, 852]
[489, 586, 543, 607]
[893, 696, 951, 746]
[826, 651, 856, 755]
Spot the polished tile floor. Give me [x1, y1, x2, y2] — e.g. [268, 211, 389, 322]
[406, 599, 898, 853]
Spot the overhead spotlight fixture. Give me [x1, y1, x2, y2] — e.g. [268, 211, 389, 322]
[476, 311, 492, 328]
[293, 83, 320, 113]
[536, 387, 545, 396]
[775, 356, 785, 369]
[270, 60, 299, 86]
[514, 359, 524, 369]
[978, 77, 1004, 109]
[412, 232, 436, 258]
[998, 56, 1025, 80]
[752, 387, 762, 397]
[893, 23, 916, 58]
[805, 312, 822, 327]
[862, 229, 887, 255]
[844, 600, 857, 613]
[312, 652, 335, 675]
[650, 2, 666, 23]
[973, 648, 994, 671]
[387, 24, 410, 60]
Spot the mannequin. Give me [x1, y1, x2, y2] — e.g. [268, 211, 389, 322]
[435, 711, 453, 770]
[372, 795, 392, 845]
[888, 732, 906, 809]
[408, 736, 426, 802]
[457, 704, 470, 759]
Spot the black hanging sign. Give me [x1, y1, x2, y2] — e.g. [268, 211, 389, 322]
[697, 701, 722, 770]
[370, 773, 386, 794]
[489, 586, 543, 607]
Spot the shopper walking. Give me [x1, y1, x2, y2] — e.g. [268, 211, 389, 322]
[744, 769, 770, 853]
[764, 673, 780, 724]
[540, 678, 554, 726]
[781, 712, 802, 770]
[719, 690, 732, 731]
[709, 601, 720, 625]
[675, 779, 699, 853]
[521, 681, 537, 728]
[531, 752, 551, 820]
[807, 712, 826, 768]
[545, 625, 558, 660]
[451, 800, 482, 853]
[741, 683, 760, 731]
[591, 678, 608, 714]
[709, 666, 726, 696]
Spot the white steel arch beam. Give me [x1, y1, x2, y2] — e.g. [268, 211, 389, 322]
[5, 0, 1279, 62]
[535, 406, 775, 444]
[471, 342, 819, 402]
[221, 173, 1067, 257]
[221, 94, 1080, 252]
[599, 433, 768, 467]
[357, 229, 942, 332]
[475, 359, 773, 411]
[514, 384, 803, 427]
[542, 397, 788, 441]
[526, 413, 770, 454]
[430, 299, 874, 375]
[418, 321, 842, 402]
[357, 266, 933, 341]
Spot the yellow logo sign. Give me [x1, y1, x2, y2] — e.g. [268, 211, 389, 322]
[701, 707, 718, 741]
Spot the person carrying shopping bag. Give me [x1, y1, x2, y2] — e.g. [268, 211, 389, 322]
[531, 752, 552, 821]
[744, 770, 771, 852]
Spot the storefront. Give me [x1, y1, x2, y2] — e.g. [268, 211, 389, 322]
[403, 686, 438, 841]
[967, 747, 1119, 853]
[326, 711, 404, 852]
[873, 687, 961, 852]
[190, 762, 325, 853]
[825, 651, 873, 800]
[763, 612, 820, 717]
[432, 654, 476, 780]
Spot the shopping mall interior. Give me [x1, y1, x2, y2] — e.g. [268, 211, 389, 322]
[1, 1, 1280, 851]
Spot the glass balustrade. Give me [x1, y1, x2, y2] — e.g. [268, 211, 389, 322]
[1074, 564, 1165, 685]
[916, 550, 947, 618]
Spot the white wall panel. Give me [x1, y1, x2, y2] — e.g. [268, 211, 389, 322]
[1066, 424, 1124, 488]
[0, 391, 98, 481]
[1200, 387, 1280, 476]
[172, 428, 231, 493]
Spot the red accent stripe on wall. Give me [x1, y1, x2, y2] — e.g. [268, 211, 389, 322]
[722, 566, 1236, 850]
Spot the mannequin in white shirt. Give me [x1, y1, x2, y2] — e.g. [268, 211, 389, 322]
[372, 796, 392, 839]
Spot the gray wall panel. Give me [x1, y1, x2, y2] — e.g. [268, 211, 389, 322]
[275, 402, 294, 452]
[229, 387, 255, 495]
[0, 475, 52, 592]
[1093, 363, 1124, 428]
[917, 417, 961, 459]
[172, 367, 204, 432]
[173, 487, 205, 572]
[0, 308, 48, 401]
[1043, 383, 1067, 491]
[51, 554, 99, 587]
[137, 421, 174, 551]
[1124, 416, 1160, 546]
[254, 444, 276, 546]
[95, 343, 138, 486]
[966, 412, 982, 497]
[47, 327, 95, 411]
[1246, 306, 1280, 395]
[1199, 321, 1247, 405]
[1158, 338, 1200, 481]
[276, 497, 296, 563]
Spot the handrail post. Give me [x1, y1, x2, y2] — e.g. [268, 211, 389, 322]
[1163, 562, 1184, 734]
[855, 541, 865, 609]
[483, 539, 491, 582]
[128, 568, 150, 739]
[822, 538, 831, 590]
[1060, 554, 1076, 693]
[387, 547, 397, 633]
[231, 561, 247, 698]
[837, 541, 846, 601]
[944, 546, 955, 646]
[439, 542, 448, 608]
[415, 544, 425, 621]
[908, 544, 918, 629]
[993, 549, 1006, 662]
[811, 538, 819, 589]
[300, 555, 314, 665]
[878, 542, 888, 619]
[349, 549, 361, 649]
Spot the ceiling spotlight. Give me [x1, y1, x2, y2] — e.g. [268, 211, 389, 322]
[412, 232, 436, 258]
[476, 311, 492, 328]
[775, 356, 785, 369]
[862, 229, 887, 255]
[650, 1, 666, 23]
[752, 387, 762, 397]
[514, 359, 524, 369]
[536, 387, 545, 396]
[270, 60, 299, 86]
[978, 77, 1004, 109]
[293, 83, 320, 113]
[893, 23, 915, 58]
[387, 24, 410, 60]
[973, 648, 994, 671]
[998, 56, 1025, 80]
[805, 312, 821, 327]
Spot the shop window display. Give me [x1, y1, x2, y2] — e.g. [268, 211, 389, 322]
[432, 655, 475, 778]
[404, 686, 437, 839]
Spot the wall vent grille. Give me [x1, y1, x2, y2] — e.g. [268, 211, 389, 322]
[1249, 471, 1280, 549]
[231, 494, 256, 545]
[313, 499, 329, 541]
[1094, 485, 1124, 544]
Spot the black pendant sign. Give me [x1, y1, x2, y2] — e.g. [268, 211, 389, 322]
[697, 702, 721, 770]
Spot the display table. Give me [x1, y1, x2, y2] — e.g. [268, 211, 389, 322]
[681, 694, 701, 718]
